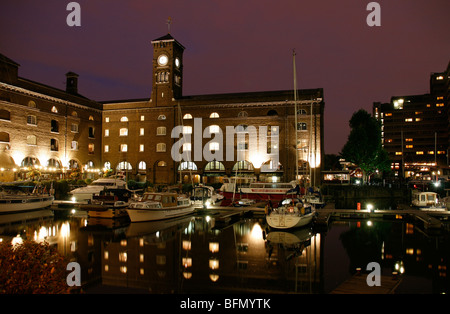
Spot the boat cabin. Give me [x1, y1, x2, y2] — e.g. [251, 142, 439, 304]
[141, 192, 178, 207]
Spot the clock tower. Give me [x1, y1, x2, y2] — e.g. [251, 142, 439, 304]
[150, 34, 185, 106]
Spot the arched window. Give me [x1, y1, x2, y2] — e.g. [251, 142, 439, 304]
[51, 106, 58, 113]
[297, 109, 307, 115]
[267, 109, 278, 116]
[138, 161, 146, 170]
[238, 111, 248, 118]
[89, 115, 94, 121]
[204, 161, 225, 171]
[183, 113, 193, 120]
[103, 161, 111, 170]
[21, 157, 39, 167]
[28, 101, 37, 108]
[178, 162, 197, 171]
[117, 161, 132, 171]
[232, 161, 254, 171]
[71, 111, 78, 117]
[120, 116, 128, 122]
[157, 161, 167, 167]
[209, 112, 219, 118]
[158, 115, 166, 120]
[47, 159, 61, 169]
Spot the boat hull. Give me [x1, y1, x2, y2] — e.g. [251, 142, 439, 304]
[126, 205, 195, 222]
[0, 196, 54, 213]
[266, 211, 315, 229]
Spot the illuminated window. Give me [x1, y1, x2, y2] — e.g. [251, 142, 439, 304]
[436, 103, 444, 107]
[71, 123, 78, 133]
[437, 96, 444, 100]
[405, 138, 413, 142]
[120, 144, 128, 152]
[210, 112, 219, 118]
[104, 129, 109, 137]
[182, 257, 192, 268]
[405, 118, 413, 122]
[183, 113, 193, 119]
[105, 117, 110, 123]
[395, 152, 402, 155]
[393, 99, 404, 109]
[436, 75, 444, 80]
[416, 151, 424, 155]
[88, 143, 94, 154]
[157, 143, 166, 152]
[119, 128, 128, 136]
[182, 126, 192, 134]
[182, 143, 191, 151]
[120, 266, 127, 273]
[140, 128, 144, 136]
[120, 116, 128, 122]
[297, 122, 307, 130]
[385, 113, 392, 117]
[71, 141, 78, 150]
[104, 145, 109, 153]
[157, 126, 166, 135]
[158, 115, 166, 120]
[406, 145, 413, 149]
[51, 106, 58, 113]
[209, 259, 219, 270]
[140, 115, 145, 121]
[139, 144, 144, 152]
[428, 151, 434, 155]
[209, 125, 220, 134]
[119, 252, 127, 262]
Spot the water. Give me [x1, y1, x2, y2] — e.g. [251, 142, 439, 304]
[0, 208, 448, 294]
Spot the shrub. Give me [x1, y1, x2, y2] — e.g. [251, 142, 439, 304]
[0, 240, 71, 294]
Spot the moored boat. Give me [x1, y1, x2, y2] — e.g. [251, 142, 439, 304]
[266, 198, 316, 229]
[411, 190, 447, 211]
[126, 192, 195, 222]
[69, 176, 128, 203]
[81, 188, 133, 219]
[0, 182, 54, 213]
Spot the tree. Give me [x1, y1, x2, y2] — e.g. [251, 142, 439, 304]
[340, 109, 390, 183]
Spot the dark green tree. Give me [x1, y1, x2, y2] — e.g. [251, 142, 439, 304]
[340, 109, 391, 183]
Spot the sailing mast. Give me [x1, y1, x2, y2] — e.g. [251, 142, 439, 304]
[293, 50, 299, 183]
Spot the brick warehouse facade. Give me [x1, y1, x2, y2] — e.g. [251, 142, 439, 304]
[0, 33, 325, 185]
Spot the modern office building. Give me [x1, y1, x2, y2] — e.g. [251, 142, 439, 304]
[373, 62, 450, 180]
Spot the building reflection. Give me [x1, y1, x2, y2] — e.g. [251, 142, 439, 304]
[0, 211, 448, 294]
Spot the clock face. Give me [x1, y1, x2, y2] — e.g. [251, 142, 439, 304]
[157, 54, 169, 66]
[175, 58, 180, 68]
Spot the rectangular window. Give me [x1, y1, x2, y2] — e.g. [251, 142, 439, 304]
[157, 127, 166, 136]
[139, 144, 144, 152]
[71, 141, 78, 150]
[104, 145, 109, 153]
[140, 128, 144, 136]
[120, 144, 128, 152]
[71, 123, 78, 133]
[140, 115, 145, 121]
[157, 143, 166, 152]
[27, 115, 37, 125]
[88, 143, 94, 154]
[105, 129, 109, 137]
[120, 128, 128, 136]
[105, 117, 109, 123]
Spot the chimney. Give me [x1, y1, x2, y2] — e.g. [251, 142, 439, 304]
[66, 72, 79, 94]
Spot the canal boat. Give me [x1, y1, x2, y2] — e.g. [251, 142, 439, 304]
[411, 190, 447, 211]
[266, 198, 316, 229]
[0, 182, 54, 213]
[69, 176, 129, 203]
[220, 177, 298, 205]
[126, 192, 195, 222]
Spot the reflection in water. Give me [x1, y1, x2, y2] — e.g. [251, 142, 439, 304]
[0, 209, 448, 294]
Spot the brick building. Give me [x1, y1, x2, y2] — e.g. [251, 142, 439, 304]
[0, 33, 325, 185]
[0, 53, 102, 182]
[102, 34, 325, 185]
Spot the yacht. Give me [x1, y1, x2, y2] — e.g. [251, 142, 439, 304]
[69, 177, 128, 203]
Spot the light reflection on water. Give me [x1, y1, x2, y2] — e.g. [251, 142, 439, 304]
[0, 208, 448, 294]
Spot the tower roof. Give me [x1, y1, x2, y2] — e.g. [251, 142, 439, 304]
[151, 33, 185, 50]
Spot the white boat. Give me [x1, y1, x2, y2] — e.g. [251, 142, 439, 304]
[80, 188, 132, 219]
[69, 177, 128, 203]
[411, 190, 447, 211]
[0, 183, 54, 213]
[266, 198, 316, 229]
[220, 177, 298, 205]
[126, 192, 195, 222]
[190, 185, 223, 208]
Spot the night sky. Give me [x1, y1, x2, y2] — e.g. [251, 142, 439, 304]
[1, 1, 449, 155]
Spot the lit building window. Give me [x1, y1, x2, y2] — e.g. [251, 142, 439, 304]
[140, 128, 144, 136]
[209, 125, 220, 134]
[209, 259, 219, 270]
[71, 141, 78, 150]
[405, 118, 413, 122]
[120, 116, 128, 122]
[182, 142, 191, 151]
[138, 161, 146, 170]
[406, 145, 413, 149]
[105, 129, 109, 137]
[139, 144, 144, 152]
[120, 266, 127, 273]
[105, 117, 110, 123]
[182, 126, 192, 134]
[158, 115, 166, 120]
[209, 142, 220, 151]
[71, 123, 78, 133]
[104, 145, 109, 152]
[210, 112, 219, 118]
[119, 252, 127, 262]
[51, 106, 58, 113]
[157, 143, 166, 152]
[157, 126, 166, 135]
[297, 122, 307, 131]
[27, 115, 37, 125]
[140, 115, 145, 121]
[183, 113, 193, 119]
[88, 143, 94, 153]
[120, 144, 127, 152]
[416, 151, 424, 155]
[120, 128, 128, 136]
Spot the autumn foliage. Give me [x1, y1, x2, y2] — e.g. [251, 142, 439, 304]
[0, 240, 71, 294]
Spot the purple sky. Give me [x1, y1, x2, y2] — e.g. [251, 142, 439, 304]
[1, 1, 449, 154]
